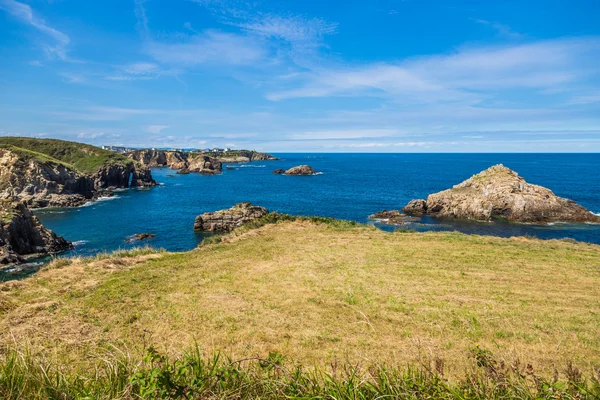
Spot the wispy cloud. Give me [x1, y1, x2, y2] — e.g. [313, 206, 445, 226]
[145, 125, 169, 134]
[472, 18, 523, 39]
[267, 37, 600, 105]
[234, 14, 337, 45]
[0, 0, 70, 60]
[145, 31, 266, 67]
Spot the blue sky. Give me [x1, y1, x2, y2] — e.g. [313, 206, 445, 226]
[1, 0, 599, 152]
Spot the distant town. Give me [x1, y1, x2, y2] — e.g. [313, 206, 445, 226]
[101, 146, 232, 154]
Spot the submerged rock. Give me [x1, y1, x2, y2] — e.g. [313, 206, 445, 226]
[273, 169, 285, 174]
[369, 210, 419, 225]
[0, 200, 72, 264]
[284, 165, 316, 175]
[194, 202, 269, 232]
[126, 233, 155, 242]
[403, 164, 600, 224]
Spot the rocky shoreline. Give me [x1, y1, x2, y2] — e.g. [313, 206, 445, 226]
[398, 165, 600, 224]
[0, 200, 72, 266]
[127, 149, 278, 175]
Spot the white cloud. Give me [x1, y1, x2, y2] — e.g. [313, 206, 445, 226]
[235, 14, 337, 44]
[145, 30, 266, 67]
[472, 19, 523, 39]
[267, 37, 600, 104]
[0, 0, 70, 60]
[145, 125, 169, 134]
[77, 131, 105, 139]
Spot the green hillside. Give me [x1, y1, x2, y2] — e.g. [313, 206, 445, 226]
[0, 137, 131, 174]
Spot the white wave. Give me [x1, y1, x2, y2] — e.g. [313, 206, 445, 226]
[239, 164, 266, 168]
[593, 212, 600, 216]
[72, 240, 88, 246]
[313, 172, 323, 175]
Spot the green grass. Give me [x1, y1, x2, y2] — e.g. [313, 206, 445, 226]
[1, 345, 598, 399]
[0, 137, 132, 174]
[1, 221, 600, 397]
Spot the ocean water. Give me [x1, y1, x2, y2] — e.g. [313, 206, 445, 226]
[3, 153, 600, 279]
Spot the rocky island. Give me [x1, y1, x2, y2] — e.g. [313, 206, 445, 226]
[402, 164, 600, 224]
[0, 137, 156, 208]
[0, 200, 71, 265]
[194, 202, 268, 232]
[274, 165, 317, 175]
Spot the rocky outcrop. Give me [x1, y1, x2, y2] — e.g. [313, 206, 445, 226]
[128, 150, 222, 175]
[0, 147, 95, 207]
[126, 233, 155, 242]
[283, 165, 316, 175]
[194, 202, 269, 232]
[127, 150, 188, 170]
[273, 169, 285, 175]
[213, 151, 278, 163]
[92, 163, 156, 189]
[0, 138, 158, 212]
[402, 199, 428, 216]
[181, 155, 222, 175]
[403, 165, 600, 224]
[369, 210, 419, 225]
[0, 200, 72, 265]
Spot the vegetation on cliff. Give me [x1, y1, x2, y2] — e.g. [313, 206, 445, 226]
[1, 219, 598, 397]
[0, 137, 131, 175]
[0, 138, 155, 208]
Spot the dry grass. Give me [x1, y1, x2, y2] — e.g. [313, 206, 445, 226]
[1, 221, 599, 379]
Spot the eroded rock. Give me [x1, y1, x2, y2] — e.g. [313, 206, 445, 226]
[194, 202, 269, 232]
[403, 164, 600, 224]
[284, 165, 316, 175]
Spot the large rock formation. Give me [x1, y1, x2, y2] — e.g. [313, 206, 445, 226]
[0, 200, 72, 265]
[212, 150, 278, 163]
[180, 155, 222, 175]
[127, 150, 188, 170]
[194, 202, 269, 232]
[283, 165, 316, 175]
[0, 147, 95, 207]
[0, 140, 156, 208]
[127, 150, 222, 175]
[403, 165, 600, 224]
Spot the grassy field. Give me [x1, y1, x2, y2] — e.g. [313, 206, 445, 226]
[0, 137, 131, 174]
[1, 220, 599, 397]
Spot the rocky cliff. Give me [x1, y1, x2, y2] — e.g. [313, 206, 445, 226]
[194, 202, 269, 232]
[403, 165, 600, 224]
[0, 139, 156, 208]
[0, 200, 72, 265]
[127, 150, 188, 170]
[127, 150, 222, 174]
[211, 150, 278, 162]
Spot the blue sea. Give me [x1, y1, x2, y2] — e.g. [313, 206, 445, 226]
[3, 154, 600, 279]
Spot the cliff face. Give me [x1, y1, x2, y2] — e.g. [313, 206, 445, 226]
[212, 150, 278, 162]
[127, 150, 188, 170]
[403, 165, 600, 224]
[0, 145, 156, 208]
[181, 155, 222, 174]
[92, 163, 156, 189]
[0, 200, 72, 264]
[0, 148, 95, 207]
[127, 150, 222, 174]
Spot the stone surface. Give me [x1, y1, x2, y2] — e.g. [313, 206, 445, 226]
[284, 165, 316, 175]
[369, 210, 420, 225]
[184, 155, 222, 174]
[402, 199, 428, 216]
[126, 233, 155, 242]
[404, 164, 600, 224]
[0, 147, 155, 208]
[128, 150, 222, 175]
[0, 200, 72, 264]
[194, 202, 269, 232]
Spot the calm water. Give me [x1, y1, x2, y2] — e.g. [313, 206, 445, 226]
[3, 153, 600, 279]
